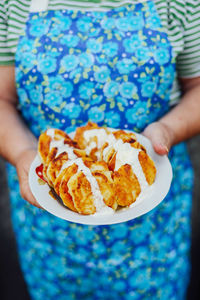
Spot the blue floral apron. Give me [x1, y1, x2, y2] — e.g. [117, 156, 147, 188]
[7, 1, 193, 299]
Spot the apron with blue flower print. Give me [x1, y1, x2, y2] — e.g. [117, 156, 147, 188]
[7, 0, 193, 299]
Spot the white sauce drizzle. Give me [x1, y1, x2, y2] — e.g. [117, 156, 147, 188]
[59, 158, 113, 214]
[84, 128, 149, 193]
[112, 140, 148, 191]
[46, 128, 113, 214]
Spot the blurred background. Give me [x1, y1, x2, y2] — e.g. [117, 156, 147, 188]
[0, 136, 200, 300]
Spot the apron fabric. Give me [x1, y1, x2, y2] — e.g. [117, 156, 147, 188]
[7, 1, 193, 299]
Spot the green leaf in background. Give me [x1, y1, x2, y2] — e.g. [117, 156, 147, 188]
[117, 102, 124, 112]
[93, 65, 99, 72]
[83, 72, 88, 79]
[52, 106, 61, 113]
[110, 101, 115, 109]
[58, 67, 66, 74]
[44, 87, 50, 93]
[115, 34, 122, 41]
[79, 100, 85, 107]
[97, 36, 104, 43]
[74, 74, 80, 84]
[84, 104, 90, 110]
[123, 75, 128, 82]
[99, 104, 106, 111]
[132, 93, 139, 100]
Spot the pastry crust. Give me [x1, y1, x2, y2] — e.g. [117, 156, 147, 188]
[38, 123, 156, 215]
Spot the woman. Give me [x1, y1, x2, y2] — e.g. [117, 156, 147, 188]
[0, 0, 200, 299]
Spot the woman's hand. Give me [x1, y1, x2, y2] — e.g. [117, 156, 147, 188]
[142, 121, 175, 156]
[15, 148, 43, 208]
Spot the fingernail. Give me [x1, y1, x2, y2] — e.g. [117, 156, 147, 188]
[162, 145, 169, 153]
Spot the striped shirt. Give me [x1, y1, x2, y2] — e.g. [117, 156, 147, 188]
[1, 0, 200, 103]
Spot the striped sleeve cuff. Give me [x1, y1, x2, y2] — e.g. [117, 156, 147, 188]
[176, 0, 200, 78]
[0, 4, 15, 66]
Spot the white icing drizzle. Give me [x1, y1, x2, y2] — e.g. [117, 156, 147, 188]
[84, 128, 149, 193]
[46, 128, 113, 214]
[112, 140, 148, 191]
[59, 158, 113, 214]
[46, 128, 55, 139]
[47, 129, 77, 160]
[84, 128, 116, 150]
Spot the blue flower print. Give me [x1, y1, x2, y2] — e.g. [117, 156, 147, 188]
[115, 17, 130, 31]
[29, 21, 49, 37]
[15, 69, 23, 82]
[103, 81, 119, 98]
[135, 47, 150, 61]
[77, 17, 92, 32]
[141, 81, 156, 97]
[62, 103, 81, 119]
[129, 15, 144, 31]
[91, 11, 105, 20]
[96, 55, 108, 64]
[48, 76, 65, 90]
[79, 53, 94, 68]
[88, 106, 104, 122]
[50, 24, 62, 37]
[146, 15, 161, 29]
[60, 35, 80, 48]
[114, 281, 126, 292]
[154, 48, 170, 65]
[38, 56, 57, 74]
[94, 66, 110, 83]
[87, 38, 102, 53]
[130, 268, 151, 290]
[48, 76, 73, 98]
[61, 55, 79, 72]
[105, 111, 120, 127]
[45, 91, 63, 106]
[29, 89, 43, 104]
[69, 67, 82, 80]
[157, 82, 170, 97]
[18, 37, 35, 52]
[79, 81, 94, 99]
[116, 59, 136, 75]
[21, 52, 36, 69]
[119, 82, 137, 99]
[54, 13, 72, 30]
[123, 34, 141, 53]
[101, 18, 115, 30]
[92, 241, 107, 255]
[91, 95, 103, 105]
[125, 102, 149, 128]
[103, 42, 118, 57]
[163, 65, 175, 83]
[111, 223, 128, 239]
[18, 88, 28, 104]
[116, 96, 128, 106]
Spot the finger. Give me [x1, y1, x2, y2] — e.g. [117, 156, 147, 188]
[20, 185, 44, 209]
[143, 123, 171, 156]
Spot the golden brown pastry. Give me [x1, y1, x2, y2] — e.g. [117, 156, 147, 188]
[37, 123, 156, 215]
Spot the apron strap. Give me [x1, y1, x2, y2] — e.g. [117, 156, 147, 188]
[30, 0, 49, 12]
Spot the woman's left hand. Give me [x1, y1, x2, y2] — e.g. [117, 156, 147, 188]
[142, 121, 175, 156]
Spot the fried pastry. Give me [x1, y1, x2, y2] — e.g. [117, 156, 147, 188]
[37, 122, 156, 215]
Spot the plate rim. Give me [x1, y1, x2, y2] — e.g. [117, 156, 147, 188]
[29, 130, 173, 225]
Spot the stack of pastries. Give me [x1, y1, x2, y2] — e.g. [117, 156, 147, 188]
[38, 122, 156, 215]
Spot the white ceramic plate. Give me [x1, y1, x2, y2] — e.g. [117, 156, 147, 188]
[29, 131, 173, 225]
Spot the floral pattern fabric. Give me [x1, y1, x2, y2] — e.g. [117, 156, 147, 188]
[7, 1, 194, 299]
[16, 2, 175, 136]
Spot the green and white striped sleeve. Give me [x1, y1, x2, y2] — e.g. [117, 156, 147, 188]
[176, 0, 200, 78]
[0, 3, 15, 65]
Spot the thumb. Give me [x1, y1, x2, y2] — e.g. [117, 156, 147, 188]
[142, 122, 174, 155]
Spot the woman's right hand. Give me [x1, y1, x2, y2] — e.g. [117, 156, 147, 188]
[15, 148, 43, 208]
